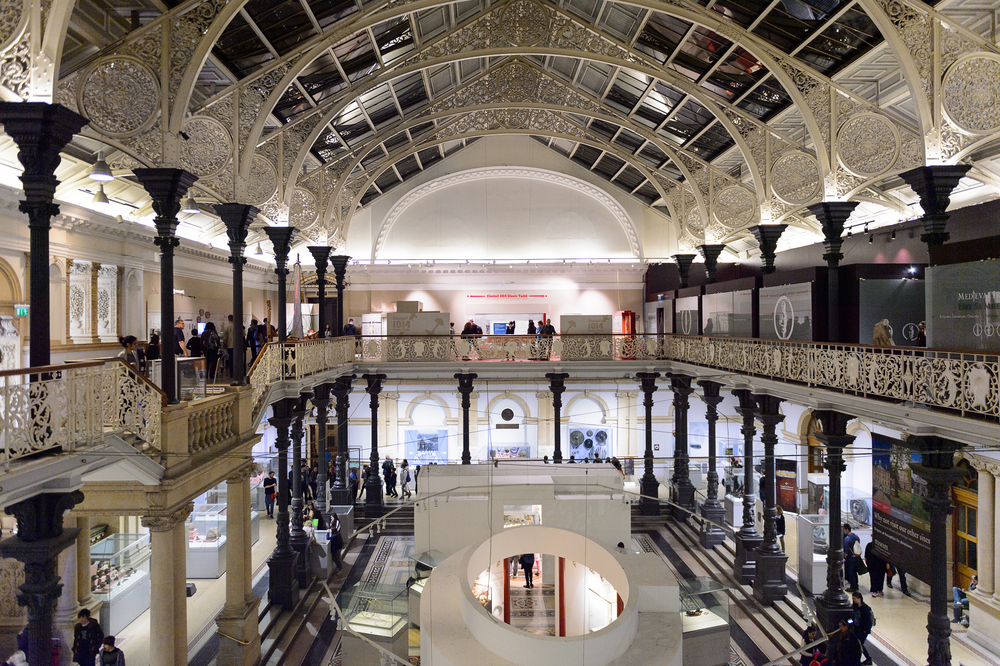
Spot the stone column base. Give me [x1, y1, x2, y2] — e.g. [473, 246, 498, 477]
[699, 503, 726, 549]
[291, 539, 310, 588]
[815, 596, 854, 633]
[639, 476, 660, 516]
[216, 597, 261, 666]
[330, 488, 353, 506]
[969, 593, 1000, 659]
[733, 533, 761, 585]
[268, 552, 300, 610]
[752, 550, 788, 605]
[671, 482, 695, 522]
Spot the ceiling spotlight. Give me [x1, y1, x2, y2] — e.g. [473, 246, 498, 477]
[254, 243, 263, 256]
[92, 183, 109, 206]
[181, 192, 199, 214]
[868, 233, 873, 244]
[890, 229, 896, 241]
[88, 150, 113, 181]
[846, 229, 852, 238]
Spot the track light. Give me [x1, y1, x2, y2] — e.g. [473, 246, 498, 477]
[88, 151, 113, 181]
[869, 234, 873, 244]
[890, 229, 896, 241]
[181, 192, 199, 214]
[254, 243, 263, 256]
[92, 183, 109, 206]
[846, 229, 852, 238]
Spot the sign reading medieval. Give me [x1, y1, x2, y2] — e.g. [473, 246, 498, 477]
[926, 257, 1000, 353]
[872, 432, 933, 583]
[759, 282, 813, 342]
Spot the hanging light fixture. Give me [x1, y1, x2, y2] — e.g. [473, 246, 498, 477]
[254, 243, 263, 256]
[181, 191, 199, 214]
[92, 183, 110, 206]
[869, 233, 874, 244]
[88, 150, 113, 182]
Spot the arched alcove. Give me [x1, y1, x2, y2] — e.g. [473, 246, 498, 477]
[486, 393, 530, 459]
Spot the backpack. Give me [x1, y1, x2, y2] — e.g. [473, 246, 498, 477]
[206, 331, 220, 352]
[407, 470, 411, 483]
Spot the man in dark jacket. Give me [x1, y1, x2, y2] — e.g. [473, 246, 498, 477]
[247, 319, 259, 362]
[843, 523, 862, 592]
[343, 318, 358, 336]
[73, 609, 104, 666]
[835, 619, 864, 666]
[519, 553, 536, 588]
[852, 591, 875, 665]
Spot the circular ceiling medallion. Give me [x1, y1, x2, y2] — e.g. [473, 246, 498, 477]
[496, 108, 530, 129]
[290, 188, 319, 228]
[713, 186, 756, 229]
[686, 206, 705, 233]
[942, 55, 1000, 134]
[247, 155, 278, 206]
[770, 152, 821, 205]
[837, 114, 899, 177]
[500, 0, 551, 46]
[80, 57, 159, 137]
[0, 0, 26, 53]
[180, 116, 232, 178]
[495, 63, 539, 102]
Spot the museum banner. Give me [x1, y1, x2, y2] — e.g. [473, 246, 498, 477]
[872, 432, 932, 582]
[926, 257, 1000, 353]
[759, 282, 813, 341]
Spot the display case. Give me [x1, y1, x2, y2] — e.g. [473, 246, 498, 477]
[342, 583, 409, 647]
[797, 514, 829, 594]
[408, 550, 447, 633]
[91, 534, 151, 635]
[503, 505, 542, 528]
[842, 488, 872, 527]
[679, 577, 730, 666]
[187, 503, 260, 579]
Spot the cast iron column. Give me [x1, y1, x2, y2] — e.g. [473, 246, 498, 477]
[0, 491, 83, 666]
[289, 391, 312, 586]
[698, 244, 726, 285]
[0, 103, 88, 368]
[753, 394, 787, 605]
[331, 374, 356, 506]
[134, 168, 198, 403]
[363, 373, 387, 521]
[308, 247, 333, 337]
[636, 372, 660, 516]
[669, 375, 696, 522]
[312, 384, 331, 510]
[456, 372, 477, 464]
[546, 373, 569, 463]
[267, 399, 299, 608]
[215, 204, 258, 385]
[698, 380, 725, 548]
[673, 254, 696, 288]
[263, 227, 297, 342]
[330, 255, 350, 336]
[899, 165, 973, 259]
[812, 410, 856, 633]
[910, 435, 966, 666]
[807, 202, 859, 343]
[749, 225, 788, 275]
[732, 389, 762, 584]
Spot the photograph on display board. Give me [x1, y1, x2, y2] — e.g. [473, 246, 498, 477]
[567, 425, 612, 460]
[405, 429, 450, 463]
[872, 433, 932, 582]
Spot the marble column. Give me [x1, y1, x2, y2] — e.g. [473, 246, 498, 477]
[546, 373, 569, 463]
[215, 204, 258, 386]
[975, 467, 994, 596]
[698, 380, 725, 548]
[363, 373, 387, 521]
[635, 372, 660, 516]
[752, 394, 787, 605]
[731, 389, 761, 584]
[456, 372, 477, 464]
[141, 504, 192, 666]
[811, 410, 856, 633]
[267, 399, 299, 609]
[216, 465, 260, 666]
[615, 390, 638, 458]
[289, 392, 312, 586]
[330, 375, 356, 506]
[669, 375, 695, 522]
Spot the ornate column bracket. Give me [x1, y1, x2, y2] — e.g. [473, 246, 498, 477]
[68, 260, 94, 344]
[811, 409, 856, 633]
[263, 228, 298, 342]
[635, 372, 660, 517]
[898, 165, 973, 257]
[732, 388, 761, 584]
[749, 225, 788, 275]
[752, 393, 787, 605]
[330, 374, 357, 506]
[307, 247, 334, 337]
[698, 380, 726, 548]
[0, 491, 84, 666]
[456, 372, 478, 465]
[215, 204, 259, 386]
[363, 373, 387, 521]
[267, 398, 299, 609]
[134, 168, 199, 403]
[673, 254, 697, 289]
[669, 374, 696, 522]
[0, 103, 89, 368]
[545, 373, 569, 463]
[329, 255, 351, 337]
[807, 202, 859, 344]
[697, 245, 727, 285]
[140, 503, 194, 532]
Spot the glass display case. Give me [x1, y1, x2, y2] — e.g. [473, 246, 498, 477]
[843, 488, 872, 527]
[186, 504, 227, 578]
[408, 550, 447, 640]
[503, 505, 542, 528]
[797, 514, 829, 594]
[342, 583, 409, 638]
[679, 577, 731, 666]
[91, 534, 151, 635]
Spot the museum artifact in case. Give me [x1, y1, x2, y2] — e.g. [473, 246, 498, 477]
[91, 533, 152, 635]
[679, 576, 730, 666]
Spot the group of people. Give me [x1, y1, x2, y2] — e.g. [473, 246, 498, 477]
[381, 457, 413, 499]
[510, 553, 537, 588]
[70, 609, 126, 666]
[842, 523, 909, 598]
[798, 592, 875, 666]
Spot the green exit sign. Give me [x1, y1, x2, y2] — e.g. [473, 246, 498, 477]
[14, 304, 28, 317]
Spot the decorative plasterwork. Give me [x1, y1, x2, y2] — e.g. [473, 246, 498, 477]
[247, 154, 278, 205]
[771, 152, 821, 205]
[290, 188, 318, 228]
[942, 54, 1000, 135]
[0, 0, 26, 54]
[837, 114, 900, 178]
[372, 167, 642, 261]
[179, 115, 232, 177]
[713, 186, 757, 230]
[78, 57, 160, 137]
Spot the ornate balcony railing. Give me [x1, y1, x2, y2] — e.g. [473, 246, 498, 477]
[1, 359, 165, 470]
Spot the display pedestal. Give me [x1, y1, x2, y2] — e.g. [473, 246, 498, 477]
[733, 533, 761, 585]
[797, 514, 828, 595]
[343, 613, 408, 663]
[187, 537, 227, 579]
[268, 552, 300, 609]
[98, 571, 151, 635]
[752, 551, 788, 605]
[308, 535, 329, 578]
[681, 610, 730, 666]
[724, 495, 751, 529]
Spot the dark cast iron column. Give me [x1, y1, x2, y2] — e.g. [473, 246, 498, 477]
[134, 168, 198, 403]
[899, 165, 973, 260]
[807, 202, 859, 343]
[289, 391, 312, 586]
[731, 389, 762, 584]
[697, 244, 726, 285]
[456, 372, 478, 464]
[330, 255, 350, 336]
[363, 373, 387, 521]
[308, 247, 333, 337]
[546, 373, 569, 463]
[811, 410, 856, 634]
[215, 204, 258, 385]
[673, 254, 696, 288]
[0, 103, 88, 368]
[635, 372, 660, 516]
[698, 380, 725, 548]
[669, 374, 696, 522]
[263, 227, 297, 342]
[749, 225, 787, 275]
[910, 435, 966, 666]
[331, 374, 356, 506]
[0, 491, 83, 666]
[267, 399, 299, 608]
[312, 384, 331, 510]
[752, 394, 787, 605]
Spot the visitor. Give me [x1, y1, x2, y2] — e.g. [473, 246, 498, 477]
[174, 318, 188, 357]
[328, 513, 344, 575]
[358, 465, 368, 501]
[776, 505, 786, 552]
[221, 315, 234, 378]
[97, 635, 126, 666]
[953, 575, 977, 623]
[864, 541, 886, 597]
[349, 467, 359, 501]
[117, 335, 138, 367]
[834, 619, 863, 666]
[145, 333, 160, 366]
[401, 460, 412, 499]
[382, 457, 395, 497]
[519, 553, 535, 588]
[72, 608, 104, 666]
[262, 471, 276, 518]
[246, 319, 260, 362]
[843, 523, 862, 593]
[201, 322, 221, 382]
[187, 325, 202, 357]
[343, 317, 357, 336]
[851, 591, 875, 665]
[389, 464, 398, 498]
[886, 561, 909, 596]
[414, 465, 420, 494]
[800, 623, 827, 666]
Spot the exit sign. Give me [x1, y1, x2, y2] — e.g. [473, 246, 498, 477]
[14, 304, 28, 317]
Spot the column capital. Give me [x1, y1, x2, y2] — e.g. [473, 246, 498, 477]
[697, 244, 726, 284]
[226, 464, 256, 485]
[748, 225, 787, 274]
[133, 169, 198, 237]
[214, 204, 259, 260]
[307, 246, 334, 274]
[141, 503, 193, 532]
[263, 227, 298, 272]
[672, 253, 696, 288]
[697, 379, 724, 407]
[3, 491, 84, 542]
[806, 202, 859, 268]
[635, 371, 660, 393]
[455, 372, 478, 395]
[615, 389, 639, 399]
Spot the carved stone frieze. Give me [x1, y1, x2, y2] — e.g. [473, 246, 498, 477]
[779, 59, 830, 148]
[238, 58, 300, 154]
[0, 557, 25, 620]
[0, 34, 29, 99]
[120, 121, 163, 165]
[942, 55, 1000, 134]
[81, 57, 160, 137]
[771, 152, 821, 205]
[837, 114, 899, 177]
[180, 115, 233, 177]
[0, 0, 24, 52]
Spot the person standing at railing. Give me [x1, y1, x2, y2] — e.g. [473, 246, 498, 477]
[246, 319, 260, 363]
[539, 319, 556, 359]
[173, 319, 188, 357]
[145, 333, 160, 366]
[201, 323, 221, 384]
[117, 336, 138, 368]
